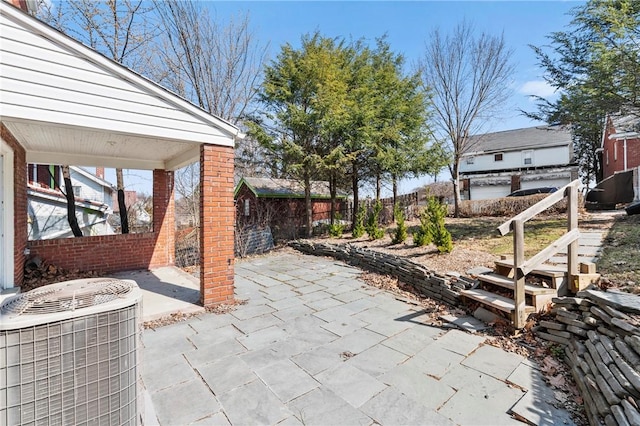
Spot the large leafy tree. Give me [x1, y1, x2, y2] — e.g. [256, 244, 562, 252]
[419, 21, 515, 217]
[527, 0, 639, 185]
[252, 33, 347, 237]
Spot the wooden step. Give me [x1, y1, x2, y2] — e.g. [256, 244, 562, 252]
[478, 272, 557, 295]
[494, 260, 566, 279]
[459, 288, 535, 314]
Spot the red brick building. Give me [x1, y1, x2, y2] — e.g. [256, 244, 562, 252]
[602, 112, 640, 180]
[1, 1, 239, 306]
[235, 177, 347, 239]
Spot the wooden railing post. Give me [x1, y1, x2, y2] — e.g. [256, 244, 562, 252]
[567, 184, 579, 288]
[513, 219, 526, 329]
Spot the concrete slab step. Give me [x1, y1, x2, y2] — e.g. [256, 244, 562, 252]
[459, 288, 535, 314]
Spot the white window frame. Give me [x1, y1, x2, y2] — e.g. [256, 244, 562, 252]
[523, 150, 533, 165]
[466, 156, 475, 165]
[244, 199, 250, 216]
[494, 153, 504, 162]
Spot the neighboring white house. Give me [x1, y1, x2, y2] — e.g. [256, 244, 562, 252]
[459, 125, 579, 200]
[27, 165, 115, 239]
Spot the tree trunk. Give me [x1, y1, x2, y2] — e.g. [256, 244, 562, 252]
[452, 160, 461, 218]
[376, 172, 381, 201]
[392, 174, 398, 222]
[62, 166, 83, 237]
[351, 162, 359, 225]
[116, 168, 129, 234]
[329, 172, 337, 225]
[304, 171, 313, 238]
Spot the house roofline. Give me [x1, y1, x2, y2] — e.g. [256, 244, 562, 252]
[234, 177, 347, 200]
[1, 1, 244, 143]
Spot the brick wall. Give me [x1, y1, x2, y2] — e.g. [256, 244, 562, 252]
[603, 118, 640, 179]
[2, 123, 27, 286]
[28, 233, 164, 273]
[28, 169, 175, 276]
[200, 144, 235, 306]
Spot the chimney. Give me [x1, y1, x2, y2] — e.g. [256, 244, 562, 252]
[96, 167, 105, 179]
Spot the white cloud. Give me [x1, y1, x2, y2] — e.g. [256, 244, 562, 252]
[519, 80, 557, 98]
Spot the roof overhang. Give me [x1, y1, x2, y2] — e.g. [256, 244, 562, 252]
[609, 132, 640, 140]
[1, 2, 242, 171]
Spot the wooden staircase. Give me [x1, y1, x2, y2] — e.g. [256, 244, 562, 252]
[460, 180, 585, 328]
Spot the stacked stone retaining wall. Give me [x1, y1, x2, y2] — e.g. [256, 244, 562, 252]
[536, 291, 640, 426]
[289, 240, 474, 306]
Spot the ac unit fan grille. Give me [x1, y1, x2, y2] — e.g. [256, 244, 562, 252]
[1, 278, 135, 316]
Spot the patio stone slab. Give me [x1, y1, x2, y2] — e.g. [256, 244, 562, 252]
[287, 387, 371, 426]
[230, 303, 275, 321]
[405, 344, 465, 379]
[218, 380, 293, 425]
[304, 297, 343, 311]
[322, 328, 386, 356]
[184, 338, 247, 368]
[298, 290, 333, 302]
[232, 313, 283, 334]
[314, 363, 387, 408]
[267, 296, 306, 311]
[150, 379, 221, 425]
[197, 355, 258, 395]
[365, 317, 414, 337]
[321, 316, 369, 337]
[313, 304, 357, 322]
[361, 387, 455, 426]
[332, 290, 366, 303]
[381, 325, 440, 356]
[345, 344, 408, 377]
[256, 359, 319, 402]
[188, 324, 243, 348]
[191, 411, 231, 426]
[142, 354, 197, 393]
[236, 324, 289, 351]
[380, 364, 456, 411]
[435, 329, 486, 356]
[272, 304, 315, 322]
[437, 371, 525, 425]
[291, 345, 344, 376]
[461, 344, 524, 380]
[440, 314, 490, 333]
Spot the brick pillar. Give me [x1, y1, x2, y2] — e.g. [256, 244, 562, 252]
[200, 144, 235, 306]
[152, 169, 175, 267]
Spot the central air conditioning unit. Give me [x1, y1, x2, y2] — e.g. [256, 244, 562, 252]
[1, 278, 142, 425]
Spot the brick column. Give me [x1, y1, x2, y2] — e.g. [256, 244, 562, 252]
[152, 169, 175, 267]
[200, 144, 235, 306]
[1, 124, 27, 287]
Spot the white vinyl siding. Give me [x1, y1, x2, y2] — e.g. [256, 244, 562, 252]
[0, 13, 229, 145]
[460, 146, 571, 174]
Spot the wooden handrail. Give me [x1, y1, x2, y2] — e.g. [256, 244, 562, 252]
[520, 228, 581, 275]
[499, 179, 581, 329]
[497, 179, 581, 236]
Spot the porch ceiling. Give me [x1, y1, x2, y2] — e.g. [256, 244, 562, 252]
[3, 119, 203, 171]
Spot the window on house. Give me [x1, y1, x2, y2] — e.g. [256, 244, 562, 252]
[494, 153, 503, 162]
[466, 156, 475, 165]
[73, 186, 82, 197]
[606, 150, 609, 165]
[614, 142, 618, 161]
[523, 150, 533, 165]
[244, 199, 250, 216]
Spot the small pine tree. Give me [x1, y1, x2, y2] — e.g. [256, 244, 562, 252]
[352, 205, 366, 238]
[365, 200, 384, 240]
[329, 212, 344, 238]
[413, 206, 432, 246]
[427, 196, 453, 253]
[391, 203, 407, 244]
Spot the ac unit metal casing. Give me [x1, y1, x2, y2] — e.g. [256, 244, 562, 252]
[1, 278, 142, 425]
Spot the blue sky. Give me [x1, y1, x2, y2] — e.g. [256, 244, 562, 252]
[210, 1, 582, 132]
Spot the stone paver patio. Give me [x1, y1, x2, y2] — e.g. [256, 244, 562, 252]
[142, 251, 574, 425]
